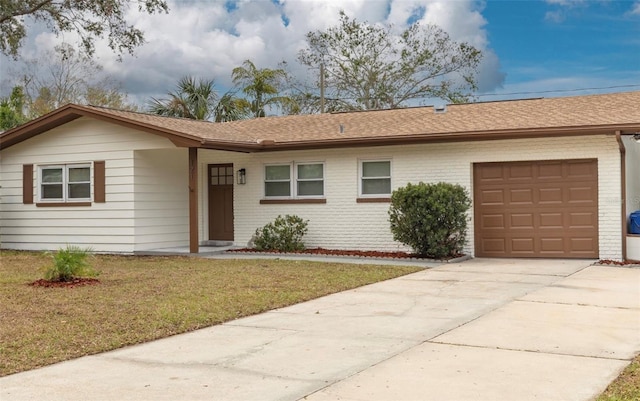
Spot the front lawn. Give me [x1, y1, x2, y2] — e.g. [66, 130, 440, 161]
[0, 250, 420, 376]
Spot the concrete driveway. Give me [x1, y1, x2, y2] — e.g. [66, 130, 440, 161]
[2, 258, 639, 401]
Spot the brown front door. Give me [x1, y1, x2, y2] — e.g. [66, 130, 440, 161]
[208, 164, 234, 241]
[474, 159, 598, 258]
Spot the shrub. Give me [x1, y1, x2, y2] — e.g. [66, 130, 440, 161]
[389, 182, 471, 258]
[44, 246, 97, 282]
[254, 215, 309, 252]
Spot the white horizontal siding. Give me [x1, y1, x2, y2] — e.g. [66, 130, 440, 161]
[0, 117, 176, 253]
[133, 149, 189, 252]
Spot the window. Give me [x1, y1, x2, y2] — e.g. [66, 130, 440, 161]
[360, 160, 391, 196]
[264, 162, 324, 198]
[296, 163, 324, 197]
[39, 164, 91, 202]
[265, 164, 292, 197]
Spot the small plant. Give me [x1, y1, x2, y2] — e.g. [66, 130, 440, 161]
[44, 246, 97, 282]
[389, 182, 471, 258]
[254, 215, 309, 252]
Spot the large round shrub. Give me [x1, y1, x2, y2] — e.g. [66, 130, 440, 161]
[389, 182, 471, 258]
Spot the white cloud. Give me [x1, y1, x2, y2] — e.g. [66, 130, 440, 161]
[630, 1, 640, 15]
[2, 0, 505, 106]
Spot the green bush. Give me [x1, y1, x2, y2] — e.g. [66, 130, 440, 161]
[44, 246, 97, 282]
[254, 215, 309, 252]
[389, 182, 471, 258]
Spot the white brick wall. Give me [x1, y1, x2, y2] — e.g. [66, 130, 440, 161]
[199, 134, 622, 259]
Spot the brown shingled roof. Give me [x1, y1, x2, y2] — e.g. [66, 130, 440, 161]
[2, 91, 640, 152]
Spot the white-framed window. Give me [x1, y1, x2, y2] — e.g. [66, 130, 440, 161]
[296, 163, 324, 197]
[265, 164, 292, 198]
[264, 162, 325, 198]
[360, 160, 391, 196]
[38, 164, 91, 202]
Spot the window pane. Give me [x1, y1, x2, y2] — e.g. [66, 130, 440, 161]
[226, 176, 234, 185]
[68, 167, 90, 182]
[362, 161, 390, 178]
[265, 182, 290, 197]
[42, 168, 63, 183]
[265, 165, 290, 180]
[225, 167, 233, 176]
[69, 183, 90, 199]
[42, 184, 63, 199]
[298, 180, 323, 196]
[298, 164, 323, 179]
[362, 178, 391, 195]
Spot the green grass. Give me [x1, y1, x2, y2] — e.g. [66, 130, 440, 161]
[0, 250, 420, 376]
[597, 356, 640, 401]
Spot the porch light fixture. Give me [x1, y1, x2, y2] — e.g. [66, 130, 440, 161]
[237, 168, 246, 185]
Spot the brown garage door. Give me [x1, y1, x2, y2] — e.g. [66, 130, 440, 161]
[474, 159, 598, 258]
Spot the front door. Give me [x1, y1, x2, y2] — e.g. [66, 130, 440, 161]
[208, 164, 234, 241]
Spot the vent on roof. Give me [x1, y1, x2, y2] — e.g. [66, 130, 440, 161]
[434, 105, 447, 114]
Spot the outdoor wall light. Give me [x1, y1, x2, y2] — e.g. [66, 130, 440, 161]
[237, 168, 246, 185]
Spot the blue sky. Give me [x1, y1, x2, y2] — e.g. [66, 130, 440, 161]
[1, 0, 639, 106]
[482, 0, 640, 99]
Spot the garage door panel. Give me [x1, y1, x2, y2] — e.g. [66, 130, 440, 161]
[569, 212, 597, 228]
[538, 163, 564, 180]
[480, 238, 506, 254]
[510, 188, 534, 204]
[539, 212, 563, 228]
[567, 160, 597, 178]
[539, 187, 563, 204]
[482, 214, 505, 229]
[511, 238, 535, 252]
[568, 186, 597, 204]
[474, 159, 598, 259]
[508, 165, 534, 180]
[480, 189, 505, 205]
[540, 237, 564, 252]
[510, 213, 534, 228]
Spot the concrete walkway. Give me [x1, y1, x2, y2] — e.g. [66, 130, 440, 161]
[1, 258, 639, 401]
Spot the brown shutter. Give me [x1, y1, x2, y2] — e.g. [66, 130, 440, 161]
[94, 161, 106, 203]
[23, 164, 33, 204]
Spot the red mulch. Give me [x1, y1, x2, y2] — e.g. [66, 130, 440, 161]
[29, 278, 101, 288]
[598, 259, 640, 266]
[227, 247, 460, 260]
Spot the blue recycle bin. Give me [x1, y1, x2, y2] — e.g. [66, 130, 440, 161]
[630, 210, 640, 234]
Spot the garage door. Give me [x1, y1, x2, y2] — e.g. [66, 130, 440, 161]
[474, 159, 598, 258]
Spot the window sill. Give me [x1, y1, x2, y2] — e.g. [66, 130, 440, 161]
[260, 198, 326, 204]
[36, 202, 92, 207]
[356, 197, 391, 203]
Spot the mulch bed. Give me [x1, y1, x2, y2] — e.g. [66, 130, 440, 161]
[227, 247, 461, 260]
[29, 278, 101, 288]
[597, 259, 640, 267]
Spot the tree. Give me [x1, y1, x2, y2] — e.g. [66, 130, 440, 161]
[148, 76, 217, 120]
[0, 86, 27, 131]
[298, 11, 482, 110]
[148, 76, 247, 122]
[231, 60, 293, 118]
[15, 43, 137, 117]
[0, 0, 168, 60]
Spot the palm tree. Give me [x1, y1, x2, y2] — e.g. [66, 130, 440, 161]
[148, 76, 246, 122]
[214, 91, 250, 122]
[231, 60, 292, 117]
